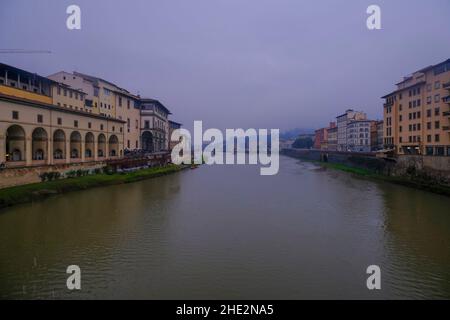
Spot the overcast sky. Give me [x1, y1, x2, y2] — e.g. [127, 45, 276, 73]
[1, 0, 450, 132]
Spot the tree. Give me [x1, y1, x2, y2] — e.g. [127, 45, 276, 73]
[292, 137, 313, 149]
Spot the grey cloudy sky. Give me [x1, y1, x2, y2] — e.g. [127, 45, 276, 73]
[1, 0, 450, 132]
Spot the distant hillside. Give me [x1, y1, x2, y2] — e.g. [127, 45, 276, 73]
[280, 128, 314, 140]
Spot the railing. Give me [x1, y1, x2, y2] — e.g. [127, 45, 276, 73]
[443, 82, 450, 89]
[443, 96, 450, 103]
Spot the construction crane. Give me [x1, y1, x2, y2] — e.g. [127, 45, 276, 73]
[0, 49, 52, 54]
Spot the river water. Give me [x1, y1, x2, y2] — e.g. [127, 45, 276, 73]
[0, 155, 449, 299]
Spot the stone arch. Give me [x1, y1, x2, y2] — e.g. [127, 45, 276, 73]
[85, 132, 94, 158]
[98, 133, 106, 158]
[142, 131, 154, 153]
[32, 127, 48, 161]
[5, 125, 26, 162]
[70, 131, 82, 159]
[53, 129, 66, 160]
[109, 135, 119, 157]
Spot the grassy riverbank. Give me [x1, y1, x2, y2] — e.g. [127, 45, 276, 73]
[309, 160, 450, 197]
[0, 165, 186, 210]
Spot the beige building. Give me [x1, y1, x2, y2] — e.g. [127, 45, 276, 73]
[49, 71, 144, 152]
[0, 63, 124, 168]
[383, 58, 450, 156]
[1, 62, 179, 169]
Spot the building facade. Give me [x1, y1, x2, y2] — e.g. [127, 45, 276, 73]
[168, 120, 182, 151]
[346, 119, 372, 152]
[336, 109, 367, 151]
[383, 58, 450, 156]
[140, 98, 171, 153]
[0, 62, 179, 168]
[314, 127, 327, 150]
[327, 126, 338, 151]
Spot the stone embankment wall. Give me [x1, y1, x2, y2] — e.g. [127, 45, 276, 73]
[0, 161, 107, 189]
[282, 148, 450, 187]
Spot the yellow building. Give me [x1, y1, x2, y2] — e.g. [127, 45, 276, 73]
[49, 71, 142, 151]
[0, 63, 124, 168]
[383, 59, 450, 156]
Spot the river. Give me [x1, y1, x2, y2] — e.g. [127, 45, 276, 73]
[0, 155, 449, 299]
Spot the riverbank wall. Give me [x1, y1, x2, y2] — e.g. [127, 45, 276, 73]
[282, 148, 450, 193]
[0, 164, 187, 210]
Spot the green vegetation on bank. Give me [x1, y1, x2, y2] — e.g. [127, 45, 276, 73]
[309, 160, 450, 197]
[0, 165, 186, 210]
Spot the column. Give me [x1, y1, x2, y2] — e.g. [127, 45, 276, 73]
[105, 136, 109, 159]
[25, 135, 32, 166]
[0, 133, 5, 164]
[94, 139, 98, 161]
[47, 136, 53, 165]
[81, 138, 85, 163]
[66, 139, 71, 164]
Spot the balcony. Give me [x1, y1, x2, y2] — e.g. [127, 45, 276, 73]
[443, 82, 450, 89]
[444, 110, 450, 116]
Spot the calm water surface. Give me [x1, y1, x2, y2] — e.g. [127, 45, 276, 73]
[1, 156, 450, 299]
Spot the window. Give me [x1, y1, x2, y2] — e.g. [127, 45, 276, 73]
[64, 89, 67, 96]
[427, 122, 431, 130]
[435, 107, 440, 116]
[112, 126, 115, 132]
[436, 146, 444, 156]
[37, 114, 43, 123]
[427, 109, 431, 117]
[57, 118, 62, 125]
[435, 81, 441, 90]
[434, 94, 440, 103]
[88, 122, 92, 129]
[426, 146, 433, 155]
[69, 91, 73, 98]
[427, 84, 432, 92]
[100, 124, 104, 130]
[75, 93, 78, 100]
[417, 123, 421, 131]
[427, 96, 432, 104]
[12, 111, 19, 119]
[119, 97, 122, 107]
[57, 87, 61, 95]
[127, 140, 130, 148]
[399, 126, 402, 132]
[435, 134, 440, 142]
[435, 121, 440, 129]
[94, 87, 99, 97]
[127, 100, 130, 109]
[427, 135, 432, 143]
[74, 120, 78, 128]
[399, 115, 402, 122]
[417, 111, 421, 119]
